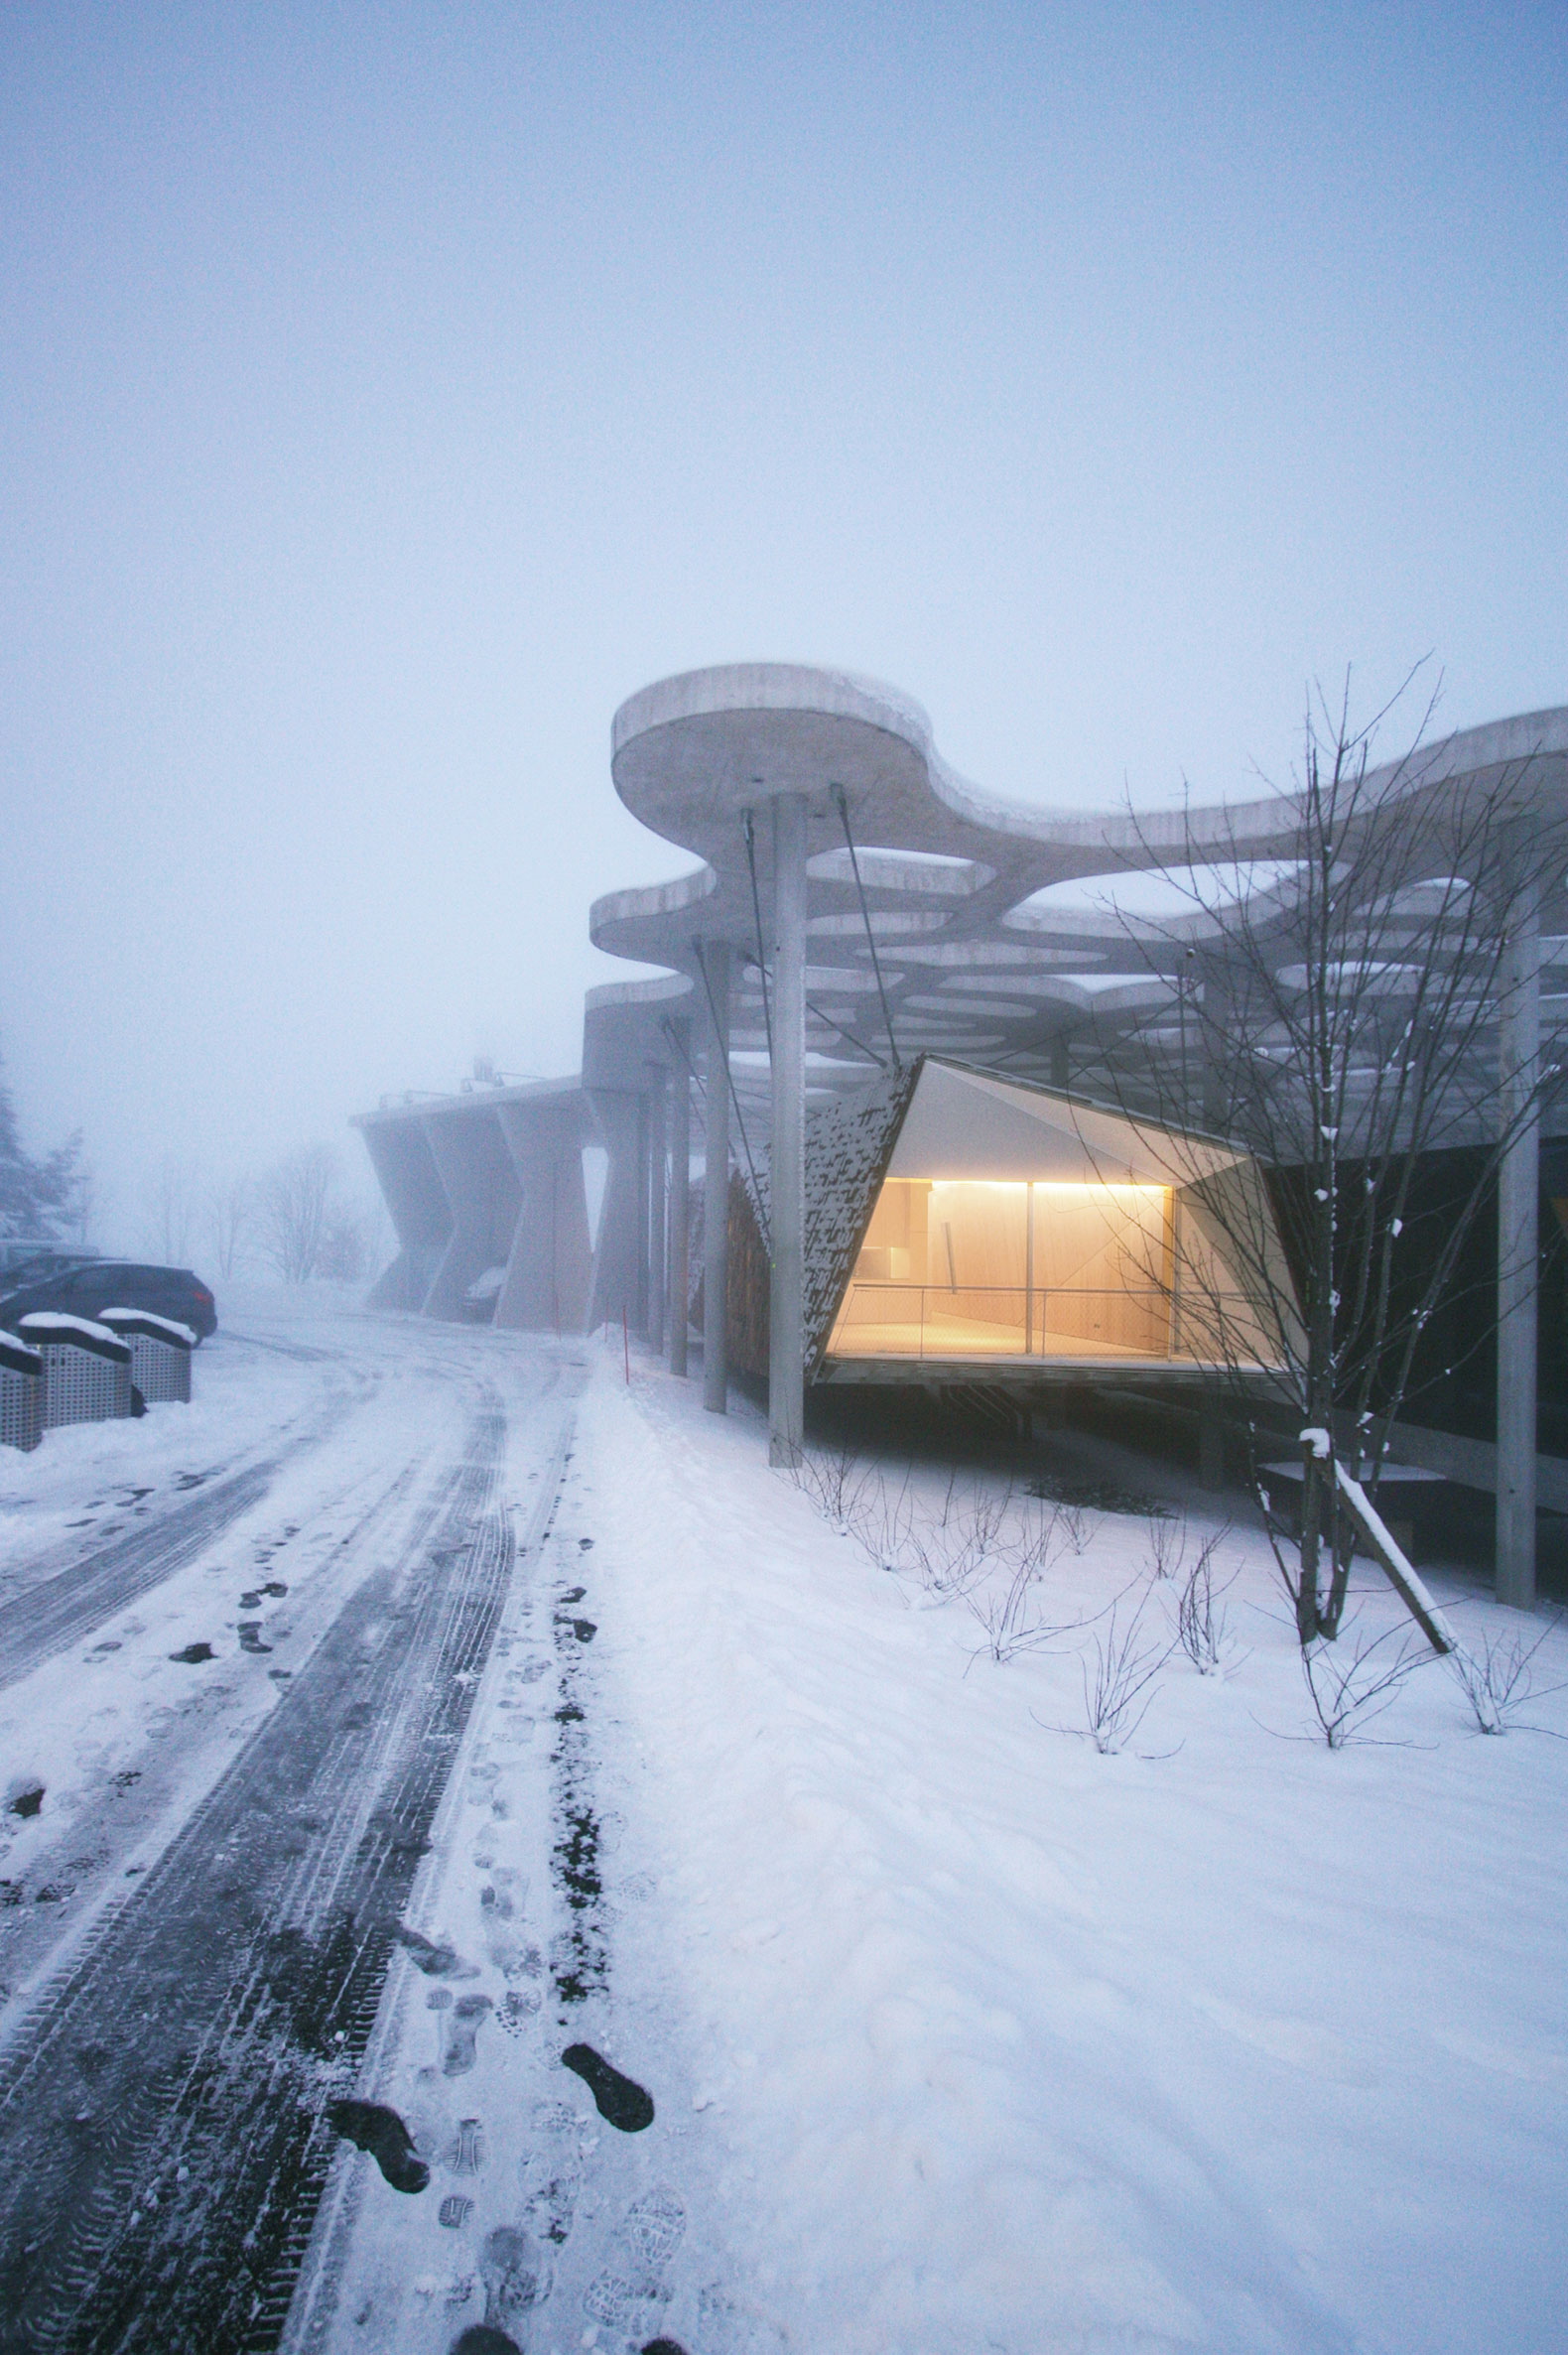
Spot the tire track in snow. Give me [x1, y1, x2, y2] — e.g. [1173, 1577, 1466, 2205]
[0, 1382, 371, 1691]
[0, 1379, 550, 2353]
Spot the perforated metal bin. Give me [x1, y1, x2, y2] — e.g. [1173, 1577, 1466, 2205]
[98, 1307, 196, 1405]
[0, 1330, 44, 1451]
[17, 1314, 134, 1428]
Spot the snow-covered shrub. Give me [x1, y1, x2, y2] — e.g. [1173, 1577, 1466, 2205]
[1147, 1507, 1187, 1582]
[1176, 1530, 1236, 1675]
[1077, 1586, 1172, 1755]
[965, 1499, 1077, 1663]
[1448, 1618, 1566, 1737]
[1298, 1618, 1428, 1748]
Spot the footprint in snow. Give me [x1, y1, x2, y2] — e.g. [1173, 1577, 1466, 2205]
[395, 1925, 477, 1980]
[521, 2151, 580, 2245]
[237, 1622, 272, 1654]
[327, 2097, 429, 2193]
[479, 2224, 552, 2329]
[495, 1986, 541, 2034]
[561, 2043, 654, 2132]
[626, 2187, 686, 2268]
[169, 1642, 214, 1665]
[448, 2328, 521, 2355]
[443, 1994, 492, 2076]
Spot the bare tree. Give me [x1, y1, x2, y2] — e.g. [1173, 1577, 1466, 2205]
[316, 1207, 369, 1282]
[151, 1154, 200, 1263]
[1094, 675, 1566, 1644]
[257, 1144, 336, 1283]
[206, 1172, 253, 1279]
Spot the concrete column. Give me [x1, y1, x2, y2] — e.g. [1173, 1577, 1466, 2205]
[634, 1094, 650, 1334]
[703, 940, 731, 1414]
[1202, 966, 1233, 1132]
[648, 1066, 667, 1356]
[769, 793, 808, 1469]
[1496, 861, 1541, 1610]
[668, 1021, 692, 1377]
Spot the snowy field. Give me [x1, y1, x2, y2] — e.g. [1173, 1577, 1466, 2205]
[0, 1298, 1563, 2355]
[581, 1343, 1568, 2355]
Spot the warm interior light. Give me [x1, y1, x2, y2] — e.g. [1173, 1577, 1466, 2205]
[924, 1179, 1169, 1197]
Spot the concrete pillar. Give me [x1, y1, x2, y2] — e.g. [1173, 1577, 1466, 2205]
[768, 794, 808, 1469]
[634, 1094, 650, 1334]
[1496, 861, 1541, 1610]
[648, 1066, 667, 1356]
[668, 1021, 692, 1377]
[703, 940, 731, 1414]
[1202, 966, 1233, 1133]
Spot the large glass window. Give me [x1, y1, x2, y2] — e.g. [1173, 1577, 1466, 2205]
[828, 1176, 1175, 1362]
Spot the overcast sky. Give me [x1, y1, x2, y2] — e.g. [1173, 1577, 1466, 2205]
[2, 1, 1563, 1251]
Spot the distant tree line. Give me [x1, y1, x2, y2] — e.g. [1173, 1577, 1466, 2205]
[148, 1144, 382, 1286]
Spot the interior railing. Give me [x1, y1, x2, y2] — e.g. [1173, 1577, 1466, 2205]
[828, 1280, 1253, 1362]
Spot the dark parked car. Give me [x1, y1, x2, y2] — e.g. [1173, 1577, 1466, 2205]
[0, 1260, 216, 1341]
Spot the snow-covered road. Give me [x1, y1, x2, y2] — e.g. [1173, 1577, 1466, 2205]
[0, 1310, 720, 2355]
[1, 1303, 1565, 2355]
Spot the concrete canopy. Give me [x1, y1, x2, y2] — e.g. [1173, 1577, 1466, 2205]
[596, 663, 1568, 1131]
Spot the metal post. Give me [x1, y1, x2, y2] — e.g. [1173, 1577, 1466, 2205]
[703, 941, 731, 1414]
[1496, 859, 1541, 1610]
[668, 1022, 692, 1376]
[647, 1066, 667, 1356]
[769, 793, 808, 1468]
[1024, 1180, 1035, 1356]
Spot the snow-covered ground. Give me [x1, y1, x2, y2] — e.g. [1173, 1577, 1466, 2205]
[1, 1301, 1564, 2355]
[576, 1341, 1568, 2355]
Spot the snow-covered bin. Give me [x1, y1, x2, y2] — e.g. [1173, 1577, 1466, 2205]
[97, 1307, 196, 1404]
[16, 1312, 134, 1429]
[0, 1330, 44, 1452]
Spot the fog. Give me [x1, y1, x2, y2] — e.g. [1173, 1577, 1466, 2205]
[2, 2, 1563, 1260]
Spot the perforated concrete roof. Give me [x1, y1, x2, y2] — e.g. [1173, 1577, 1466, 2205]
[588, 663, 1568, 1136]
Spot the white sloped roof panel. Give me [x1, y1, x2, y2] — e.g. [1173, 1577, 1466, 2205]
[886, 1060, 1242, 1186]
